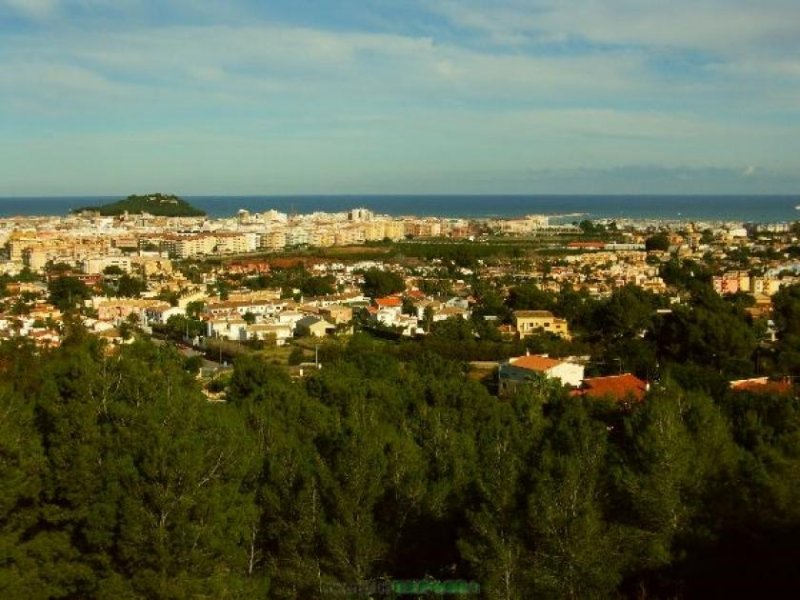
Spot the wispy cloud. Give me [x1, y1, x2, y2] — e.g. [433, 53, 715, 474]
[0, 0, 797, 194]
[429, 0, 800, 55]
[2, 0, 59, 18]
[0, 22, 660, 115]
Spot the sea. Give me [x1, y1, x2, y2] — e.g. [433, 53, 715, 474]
[0, 195, 798, 224]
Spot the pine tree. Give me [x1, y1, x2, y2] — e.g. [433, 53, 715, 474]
[527, 399, 621, 599]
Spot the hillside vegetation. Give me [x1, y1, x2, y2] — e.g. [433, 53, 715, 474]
[2, 326, 800, 597]
[74, 193, 205, 217]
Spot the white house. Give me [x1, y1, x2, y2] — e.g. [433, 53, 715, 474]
[145, 305, 184, 325]
[245, 323, 293, 345]
[206, 317, 248, 341]
[498, 354, 585, 394]
[277, 311, 304, 327]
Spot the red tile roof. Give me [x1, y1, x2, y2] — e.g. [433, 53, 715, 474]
[375, 296, 403, 308]
[567, 241, 605, 249]
[576, 373, 648, 402]
[510, 355, 562, 372]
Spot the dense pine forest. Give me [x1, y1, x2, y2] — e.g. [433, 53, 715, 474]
[2, 308, 800, 598]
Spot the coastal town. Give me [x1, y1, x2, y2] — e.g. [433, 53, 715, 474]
[1, 197, 798, 400]
[5, 0, 800, 594]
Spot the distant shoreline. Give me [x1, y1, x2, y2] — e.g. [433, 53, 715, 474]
[0, 194, 797, 223]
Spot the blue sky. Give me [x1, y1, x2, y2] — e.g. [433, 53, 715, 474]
[1, 0, 799, 195]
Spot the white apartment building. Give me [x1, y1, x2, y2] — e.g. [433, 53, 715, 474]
[82, 256, 133, 274]
[259, 229, 287, 250]
[286, 229, 310, 246]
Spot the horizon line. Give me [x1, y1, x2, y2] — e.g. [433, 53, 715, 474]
[1, 193, 798, 200]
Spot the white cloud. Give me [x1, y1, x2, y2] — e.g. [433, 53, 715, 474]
[2, 0, 59, 18]
[430, 1, 800, 54]
[424, 0, 800, 109]
[0, 2, 797, 193]
[0, 22, 656, 113]
[711, 58, 800, 79]
[2, 5, 795, 116]
[0, 60, 136, 102]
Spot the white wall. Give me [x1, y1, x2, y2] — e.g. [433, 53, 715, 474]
[546, 362, 585, 387]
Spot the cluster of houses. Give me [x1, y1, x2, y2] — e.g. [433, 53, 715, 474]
[497, 353, 649, 404]
[366, 293, 474, 337]
[4, 211, 800, 399]
[498, 352, 794, 404]
[0, 253, 581, 350]
[712, 269, 798, 297]
[1, 208, 479, 265]
[200, 292, 357, 344]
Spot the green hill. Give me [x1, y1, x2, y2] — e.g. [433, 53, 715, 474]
[74, 193, 206, 217]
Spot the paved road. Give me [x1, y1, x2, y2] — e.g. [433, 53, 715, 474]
[151, 338, 229, 371]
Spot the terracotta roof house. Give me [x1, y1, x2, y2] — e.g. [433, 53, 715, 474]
[573, 373, 648, 404]
[511, 354, 562, 372]
[499, 354, 585, 394]
[375, 296, 403, 309]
